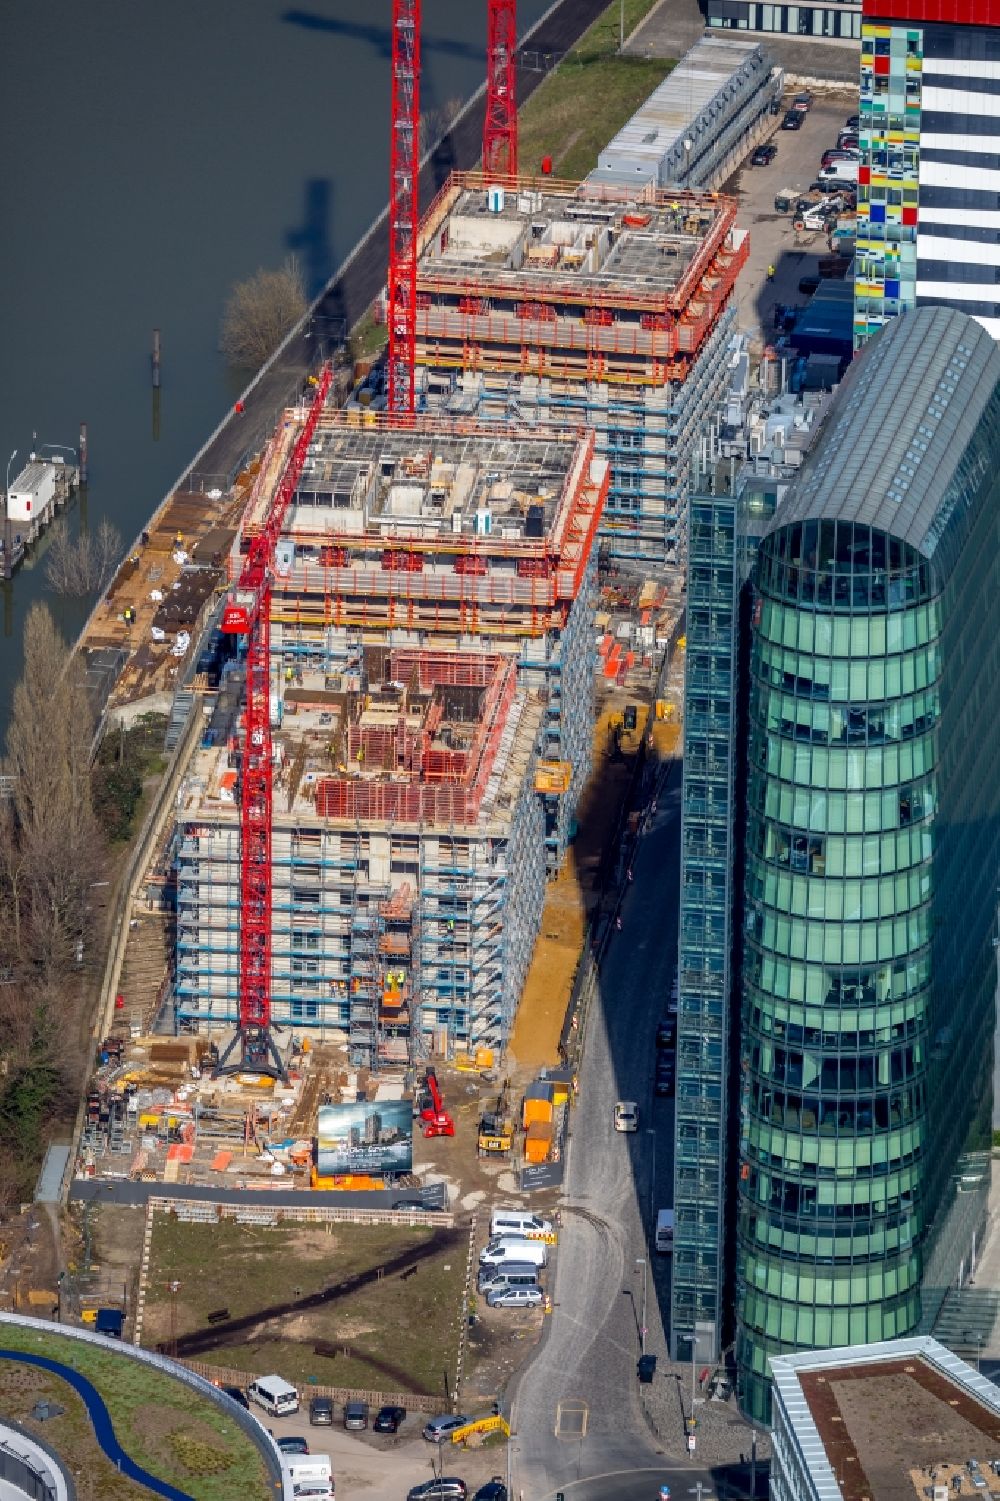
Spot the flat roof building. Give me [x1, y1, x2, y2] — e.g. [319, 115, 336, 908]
[413, 170, 748, 565]
[770, 1336, 1000, 1501]
[735, 306, 1000, 1419]
[589, 36, 780, 194]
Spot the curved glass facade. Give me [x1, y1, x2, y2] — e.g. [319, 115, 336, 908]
[736, 518, 939, 1422]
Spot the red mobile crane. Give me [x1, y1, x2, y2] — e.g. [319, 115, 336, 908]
[216, 366, 333, 1079]
[387, 0, 421, 418]
[484, 0, 518, 179]
[420, 1069, 456, 1138]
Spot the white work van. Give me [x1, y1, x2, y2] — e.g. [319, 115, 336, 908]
[479, 1236, 548, 1269]
[818, 159, 859, 185]
[655, 1209, 675, 1254]
[489, 1208, 553, 1240]
[247, 1373, 300, 1416]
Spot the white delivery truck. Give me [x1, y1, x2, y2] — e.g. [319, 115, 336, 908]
[655, 1209, 675, 1254]
[284, 1454, 334, 1498]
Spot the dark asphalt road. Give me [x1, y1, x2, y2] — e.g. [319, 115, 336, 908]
[509, 764, 718, 1498]
[183, 0, 615, 491]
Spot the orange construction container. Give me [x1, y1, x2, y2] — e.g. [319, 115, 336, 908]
[524, 1121, 554, 1163]
[523, 1080, 555, 1129]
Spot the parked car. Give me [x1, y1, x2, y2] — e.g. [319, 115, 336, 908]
[838, 132, 860, 150]
[423, 1414, 470, 1443]
[782, 110, 803, 130]
[473, 1481, 508, 1501]
[486, 1285, 545, 1309]
[656, 1019, 675, 1049]
[846, 113, 860, 129]
[220, 1384, 249, 1410]
[821, 149, 859, 167]
[309, 1396, 334, 1426]
[750, 142, 777, 166]
[614, 1100, 639, 1133]
[655, 1062, 675, 1098]
[793, 90, 814, 109]
[277, 1436, 310, 1455]
[407, 1480, 468, 1501]
[638, 1354, 658, 1383]
[373, 1404, 407, 1433]
[343, 1401, 369, 1430]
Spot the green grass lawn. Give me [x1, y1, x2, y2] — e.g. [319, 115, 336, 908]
[517, 0, 675, 182]
[0, 1321, 269, 1501]
[143, 1215, 469, 1398]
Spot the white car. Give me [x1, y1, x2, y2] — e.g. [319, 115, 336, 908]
[614, 1101, 639, 1133]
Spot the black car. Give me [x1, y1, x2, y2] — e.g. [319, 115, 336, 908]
[221, 1384, 249, 1410]
[309, 1396, 334, 1426]
[781, 111, 803, 131]
[637, 1354, 658, 1383]
[277, 1436, 310, 1456]
[846, 114, 860, 130]
[473, 1481, 509, 1501]
[374, 1404, 407, 1433]
[655, 1063, 675, 1098]
[750, 143, 777, 166]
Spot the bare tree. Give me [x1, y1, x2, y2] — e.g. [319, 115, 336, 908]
[420, 95, 465, 155]
[220, 254, 307, 370]
[4, 603, 101, 974]
[45, 517, 122, 596]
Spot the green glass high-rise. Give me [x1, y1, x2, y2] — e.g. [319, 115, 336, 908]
[736, 307, 1000, 1422]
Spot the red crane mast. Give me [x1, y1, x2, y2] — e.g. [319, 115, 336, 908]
[218, 366, 333, 1077]
[484, 0, 518, 179]
[387, 0, 421, 418]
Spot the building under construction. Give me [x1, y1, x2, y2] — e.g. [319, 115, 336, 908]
[173, 417, 606, 1064]
[410, 171, 748, 567]
[238, 415, 606, 868]
[175, 648, 544, 1064]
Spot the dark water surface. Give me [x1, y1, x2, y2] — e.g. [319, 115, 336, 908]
[0, 0, 551, 733]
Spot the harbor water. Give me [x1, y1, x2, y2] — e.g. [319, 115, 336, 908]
[0, 0, 551, 736]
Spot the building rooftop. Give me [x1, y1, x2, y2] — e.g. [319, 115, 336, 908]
[590, 36, 772, 190]
[241, 416, 596, 547]
[769, 306, 1000, 582]
[181, 648, 542, 834]
[416, 171, 739, 311]
[772, 1337, 1000, 1501]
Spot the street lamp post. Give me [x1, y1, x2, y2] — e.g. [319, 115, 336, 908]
[636, 1257, 647, 1355]
[619, 0, 625, 50]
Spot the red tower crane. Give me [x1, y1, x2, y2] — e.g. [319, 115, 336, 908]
[484, 0, 518, 179]
[387, 0, 421, 418]
[217, 365, 333, 1078]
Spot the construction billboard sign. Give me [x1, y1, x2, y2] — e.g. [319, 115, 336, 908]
[317, 1100, 413, 1176]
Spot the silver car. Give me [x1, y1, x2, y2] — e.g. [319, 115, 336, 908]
[486, 1285, 544, 1309]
